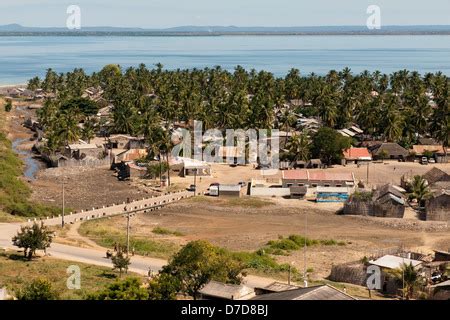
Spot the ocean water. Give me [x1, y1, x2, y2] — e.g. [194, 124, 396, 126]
[1, 35, 450, 85]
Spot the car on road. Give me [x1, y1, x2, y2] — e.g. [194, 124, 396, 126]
[420, 157, 428, 165]
[187, 184, 196, 192]
[429, 158, 436, 164]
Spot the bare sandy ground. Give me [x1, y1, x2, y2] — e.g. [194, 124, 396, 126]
[86, 196, 449, 280]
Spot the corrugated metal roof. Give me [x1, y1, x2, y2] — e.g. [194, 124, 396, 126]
[68, 144, 100, 150]
[369, 255, 422, 270]
[252, 285, 356, 300]
[282, 170, 354, 182]
[199, 281, 254, 300]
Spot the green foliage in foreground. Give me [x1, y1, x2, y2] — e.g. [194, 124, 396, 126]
[87, 277, 148, 300]
[16, 278, 59, 300]
[161, 240, 245, 299]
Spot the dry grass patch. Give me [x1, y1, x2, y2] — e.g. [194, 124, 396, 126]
[0, 250, 135, 299]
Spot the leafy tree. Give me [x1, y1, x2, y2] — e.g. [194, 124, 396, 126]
[147, 273, 181, 300]
[27, 76, 42, 91]
[88, 277, 148, 300]
[311, 127, 352, 165]
[60, 97, 99, 117]
[379, 149, 389, 162]
[111, 250, 131, 277]
[12, 222, 54, 260]
[16, 278, 59, 300]
[422, 150, 434, 159]
[160, 240, 244, 299]
[146, 162, 169, 180]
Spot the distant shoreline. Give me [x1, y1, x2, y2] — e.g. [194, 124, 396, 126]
[1, 31, 450, 37]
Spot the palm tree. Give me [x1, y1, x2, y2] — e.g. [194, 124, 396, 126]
[285, 131, 311, 162]
[81, 119, 97, 143]
[389, 263, 424, 300]
[408, 175, 432, 207]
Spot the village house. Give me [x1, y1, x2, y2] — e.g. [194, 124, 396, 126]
[252, 284, 356, 300]
[254, 282, 300, 295]
[198, 281, 255, 300]
[82, 86, 104, 101]
[281, 170, 355, 201]
[422, 167, 450, 189]
[108, 134, 146, 150]
[342, 147, 372, 165]
[412, 145, 448, 163]
[425, 190, 450, 222]
[430, 281, 450, 300]
[281, 170, 356, 189]
[369, 254, 423, 294]
[249, 178, 291, 197]
[96, 104, 113, 120]
[369, 142, 409, 161]
[343, 184, 406, 218]
[65, 143, 104, 160]
[296, 116, 322, 132]
[434, 249, 450, 262]
[418, 137, 439, 145]
[338, 125, 364, 139]
[180, 158, 211, 177]
[112, 148, 148, 164]
[209, 184, 246, 197]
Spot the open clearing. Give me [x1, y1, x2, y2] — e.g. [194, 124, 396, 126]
[71, 195, 450, 281]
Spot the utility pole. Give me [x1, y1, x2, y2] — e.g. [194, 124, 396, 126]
[366, 162, 370, 185]
[288, 264, 291, 285]
[61, 180, 65, 228]
[303, 211, 308, 288]
[126, 198, 130, 257]
[193, 168, 197, 196]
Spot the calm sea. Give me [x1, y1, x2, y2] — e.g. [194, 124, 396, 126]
[1, 35, 450, 85]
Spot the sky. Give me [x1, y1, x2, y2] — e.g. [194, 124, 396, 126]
[0, 0, 450, 28]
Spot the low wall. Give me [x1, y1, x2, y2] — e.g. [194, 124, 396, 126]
[58, 158, 111, 168]
[343, 201, 404, 218]
[250, 187, 291, 197]
[26, 191, 193, 226]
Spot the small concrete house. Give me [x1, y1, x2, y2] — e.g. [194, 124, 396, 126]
[65, 143, 104, 160]
[342, 147, 372, 165]
[108, 135, 146, 150]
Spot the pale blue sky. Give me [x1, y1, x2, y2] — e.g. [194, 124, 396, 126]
[1, 0, 450, 28]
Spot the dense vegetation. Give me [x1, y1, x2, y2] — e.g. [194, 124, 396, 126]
[0, 103, 63, 217]
[30, 64, 449, 160]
